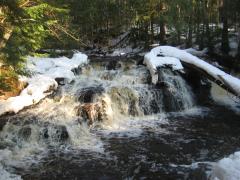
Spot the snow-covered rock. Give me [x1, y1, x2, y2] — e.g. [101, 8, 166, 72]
[211, 151, 240, 180]
[144, 50, 184, 84]
[0, 52, 88, 116]
[27, 52, 88, 75]
[150, 46, 240, 96]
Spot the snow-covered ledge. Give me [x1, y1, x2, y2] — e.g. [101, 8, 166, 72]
[0, 52, 88, 116]
[144, 46, 240, 97]
[144, 50, 184, 84]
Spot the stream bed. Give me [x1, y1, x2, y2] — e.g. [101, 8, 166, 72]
[0, 58, 239, 180]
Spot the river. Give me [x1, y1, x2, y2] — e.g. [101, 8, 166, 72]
[0, 57, 239, 180]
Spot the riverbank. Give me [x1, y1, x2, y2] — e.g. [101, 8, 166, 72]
[0, 52, 88, 116]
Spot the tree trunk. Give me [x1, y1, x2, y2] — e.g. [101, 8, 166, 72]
[186, 16, 193, 48]
[237, 28, 240, 58]
[177, 29, 181, 45]
[159, 1, 166, 45]
[206, 22, 213, 54]
[221, 0, 230, 54]
[150, 14, 154, 44]
[199, 25, 205, 50]
[159, 21, 166, 45]
[196, 23, 200, 46]
[204, 0, 213, 54]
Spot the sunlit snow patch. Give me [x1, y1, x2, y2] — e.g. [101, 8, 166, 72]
[0, 52, 88, 116]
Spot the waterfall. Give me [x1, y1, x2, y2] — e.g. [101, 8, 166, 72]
[157, 68, 195, 112]
[0, 59, 196, 178]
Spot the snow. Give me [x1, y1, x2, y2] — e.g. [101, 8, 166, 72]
[144, 50, 184, 84]
[0, 52, 88, 116]
[211, 151, 240, 180]
[108, 46, 142, 56]
[211, 62, 223, 69]
[185, 48, 208, 57]
[149, 46, 240, 96]
[27, 52, 88, 74]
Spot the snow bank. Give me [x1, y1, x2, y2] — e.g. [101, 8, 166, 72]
[27, 52, 88, 81]
[211, 151, 240, 180]
[147, 46, 240, 96]
[0, 52, 88, 116]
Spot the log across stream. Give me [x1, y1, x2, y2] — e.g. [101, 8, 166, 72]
[0, 56, 239, 180]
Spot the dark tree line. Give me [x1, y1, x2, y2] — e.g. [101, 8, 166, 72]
[0, 0, 240, 70]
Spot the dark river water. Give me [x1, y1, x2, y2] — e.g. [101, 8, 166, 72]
[0, 58, 239, 180]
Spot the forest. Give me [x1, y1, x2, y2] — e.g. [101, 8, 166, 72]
[0, 1, 240, 179]
[1, 0, 240, 67]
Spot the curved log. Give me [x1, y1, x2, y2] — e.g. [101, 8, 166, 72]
[181, 61, 239, 98]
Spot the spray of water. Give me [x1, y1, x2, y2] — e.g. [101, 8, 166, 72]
[0, 60, 195, 178]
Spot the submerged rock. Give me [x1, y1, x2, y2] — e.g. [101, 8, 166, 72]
[76, 86, 105, 103]
[106, 61, 122, 70]
[18, 126, 32, 140]
[41, 125, 69, 142]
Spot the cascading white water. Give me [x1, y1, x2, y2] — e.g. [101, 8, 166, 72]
[0, 59, 195, 179]
[158, 68, 195, 112]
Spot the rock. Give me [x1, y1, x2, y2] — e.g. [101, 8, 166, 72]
[18, 126, 32, 140]
[106, 61, 122, 70]
[55, 77, 65, 85]
[41, 125, 69, 141]
[75, 102, 102, 125]
[71, 66, 82, 75]
[76, 86, 105, 103]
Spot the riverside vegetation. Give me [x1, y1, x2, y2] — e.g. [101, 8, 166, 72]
[1, 1, 240, 90]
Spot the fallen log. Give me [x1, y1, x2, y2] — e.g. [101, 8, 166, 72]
[144, 46, 240, 98]
[181, 61, 238, 97]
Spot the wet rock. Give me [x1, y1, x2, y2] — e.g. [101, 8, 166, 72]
[0, 116, 9, 131]
[56, 125, 69, 141]
[183, 67, 211, 105]
[71, 66, 82, 75]
[106, 61, 121, 70]
[41, 125, 69, 141]
[40, 127, 49, 139]
[55, 77, 65, 85]
[75, 102, 102, 125]
[18, 126, 32, 140]
[77, 86, 105, 103]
